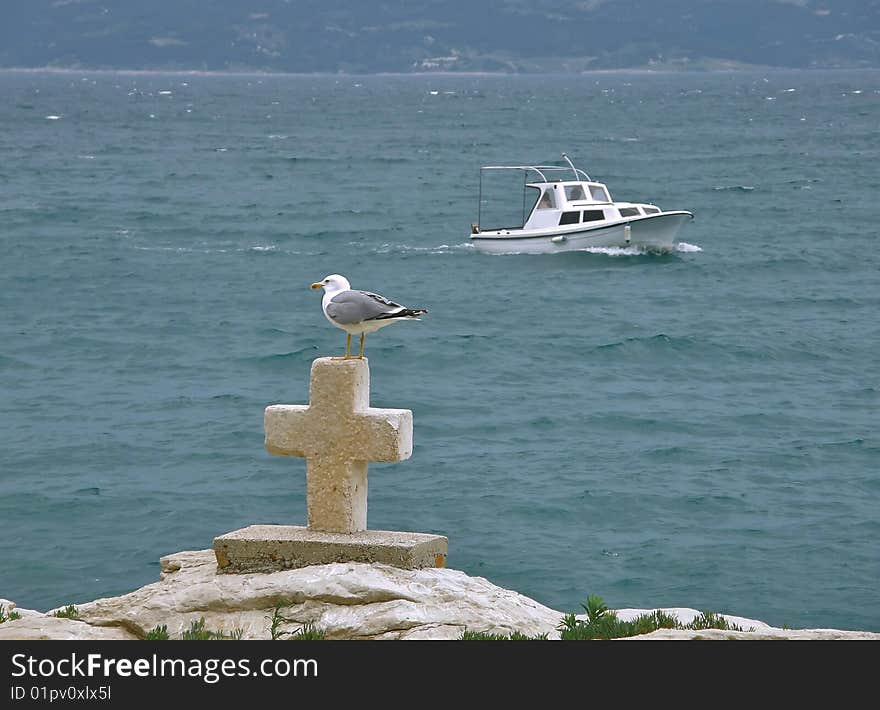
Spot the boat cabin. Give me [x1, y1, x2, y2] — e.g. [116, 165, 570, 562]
[526, 180, 612, 229]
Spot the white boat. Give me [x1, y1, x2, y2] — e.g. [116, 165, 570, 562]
[469, 153, 693, 254]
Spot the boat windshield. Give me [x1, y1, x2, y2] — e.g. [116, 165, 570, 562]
[565, 184, 586, 201]
[589, 184, 610, 202]
[537, 189, 556, 209]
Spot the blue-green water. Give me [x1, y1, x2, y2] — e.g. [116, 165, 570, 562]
[1, 69, 878, 631]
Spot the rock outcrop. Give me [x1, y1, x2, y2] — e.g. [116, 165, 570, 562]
[2, 553, 878, 640]
[1, 550, 560, 640]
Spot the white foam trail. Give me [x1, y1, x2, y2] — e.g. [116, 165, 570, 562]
[45, 115, 61, 120]
[580, 246, 645, 256]
[375, 242, 475, 254]
[676, 242, 702, 253]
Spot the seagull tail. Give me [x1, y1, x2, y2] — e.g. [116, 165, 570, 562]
[375, 308, 427, 320]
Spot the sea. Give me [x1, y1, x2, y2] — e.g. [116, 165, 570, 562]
[1, 68, 878, 632]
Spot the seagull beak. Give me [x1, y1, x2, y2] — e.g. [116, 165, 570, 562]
[310, 282, 323, 290]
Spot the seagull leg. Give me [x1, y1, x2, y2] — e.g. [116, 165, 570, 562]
[357, 333, 365, 359]
[343, 333, 352, 359]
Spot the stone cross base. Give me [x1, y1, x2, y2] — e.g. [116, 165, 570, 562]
[213, 525, 448, 574]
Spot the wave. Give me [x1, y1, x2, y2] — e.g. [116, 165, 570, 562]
[595, 333, 682, 353]
[249, 346, 320, 367]
[712, 185, 755, 192]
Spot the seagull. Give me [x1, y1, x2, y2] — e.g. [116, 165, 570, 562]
[310, 274, 427, 359]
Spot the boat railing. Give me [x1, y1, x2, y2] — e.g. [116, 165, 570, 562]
[479, 165, 591, 182]
[477, 162, 591, 230]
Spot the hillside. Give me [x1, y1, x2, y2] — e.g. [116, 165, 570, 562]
[1, 0, 879, 72]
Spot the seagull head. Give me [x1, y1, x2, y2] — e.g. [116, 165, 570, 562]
[311, 274, 351, 295]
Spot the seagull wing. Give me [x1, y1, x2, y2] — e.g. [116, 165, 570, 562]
[326, 290, 405, 325]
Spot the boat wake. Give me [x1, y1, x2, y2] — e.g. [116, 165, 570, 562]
[375, 242, 476, 254]
[580, 245, 651, 256]
[482, 241, 702, 257]
[576, 241, 703, 256]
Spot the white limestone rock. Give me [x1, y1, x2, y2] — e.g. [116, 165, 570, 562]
[0, 599, 43, 620]
[621, 627, 880, 640]
[0, 615, 137, 640]
[70, 549, 562, 640]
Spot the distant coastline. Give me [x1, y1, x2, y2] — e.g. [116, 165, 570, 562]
[2, 64, 879, 78]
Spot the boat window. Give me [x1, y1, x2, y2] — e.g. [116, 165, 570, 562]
[565, 185, 586, 201]
[643, 206, 661, 214]
[582, 210, 605, 222]
[537, 190, 556, 209]
[619, 207, 641, 217]
[559, 211, 580, 225]
[589, 185, 609, 202]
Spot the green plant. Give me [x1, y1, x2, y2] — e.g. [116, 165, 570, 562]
[583, 594, 609, 623]
[0, 605, 22, 623]
[144, 625, 170, 640]
[288, 622, 327, 641]
[51, 605, 79, 620]
[180, 618, 243, 640]
[460, 629, 548, 640]
[558, 596, 750, 640]
[688, 611, 745, 632]
[267, 605, 326, 640]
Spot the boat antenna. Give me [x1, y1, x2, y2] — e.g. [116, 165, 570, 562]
[561, 152, 579, 181]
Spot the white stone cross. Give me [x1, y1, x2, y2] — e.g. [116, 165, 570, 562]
[264, 357, 413, 534]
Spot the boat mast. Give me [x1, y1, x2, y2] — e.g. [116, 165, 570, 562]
[477, 168, 483, 228]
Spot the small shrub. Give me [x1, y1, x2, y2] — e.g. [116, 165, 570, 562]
[0, 605, 22, 623]
[460, 629, 548, 640]
[144, 625, 170, 640]
[180, 618, 243, 640]
[583, 594, 609, 623]
[288, 622, 327, 641]
[268, 605, 326, 640]
[687, 611, 745, 632]
[51, 605, 79, 620]
[558, 595, 751, 640]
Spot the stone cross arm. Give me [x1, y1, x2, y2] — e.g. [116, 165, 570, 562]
[264, 403, 412, 462]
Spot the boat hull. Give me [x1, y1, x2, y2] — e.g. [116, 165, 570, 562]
[470, 212, 693, 255]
